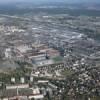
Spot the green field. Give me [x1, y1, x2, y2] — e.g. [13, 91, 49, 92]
[52, 56, 63, 63]
[61, 69, 74, 77]
[91, 97, 100, 100]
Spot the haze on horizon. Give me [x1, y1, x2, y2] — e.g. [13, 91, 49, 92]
[0, 0, 100, 4]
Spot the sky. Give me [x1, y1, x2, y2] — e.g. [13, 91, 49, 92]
[0, 0, 99, 4]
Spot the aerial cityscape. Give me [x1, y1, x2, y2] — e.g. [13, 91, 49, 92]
[0, 0, 100, 100]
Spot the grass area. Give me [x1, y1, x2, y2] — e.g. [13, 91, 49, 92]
[61, 69, 74, 77]
[52, 56, 63, 63]
[91, 97, 100, 100]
